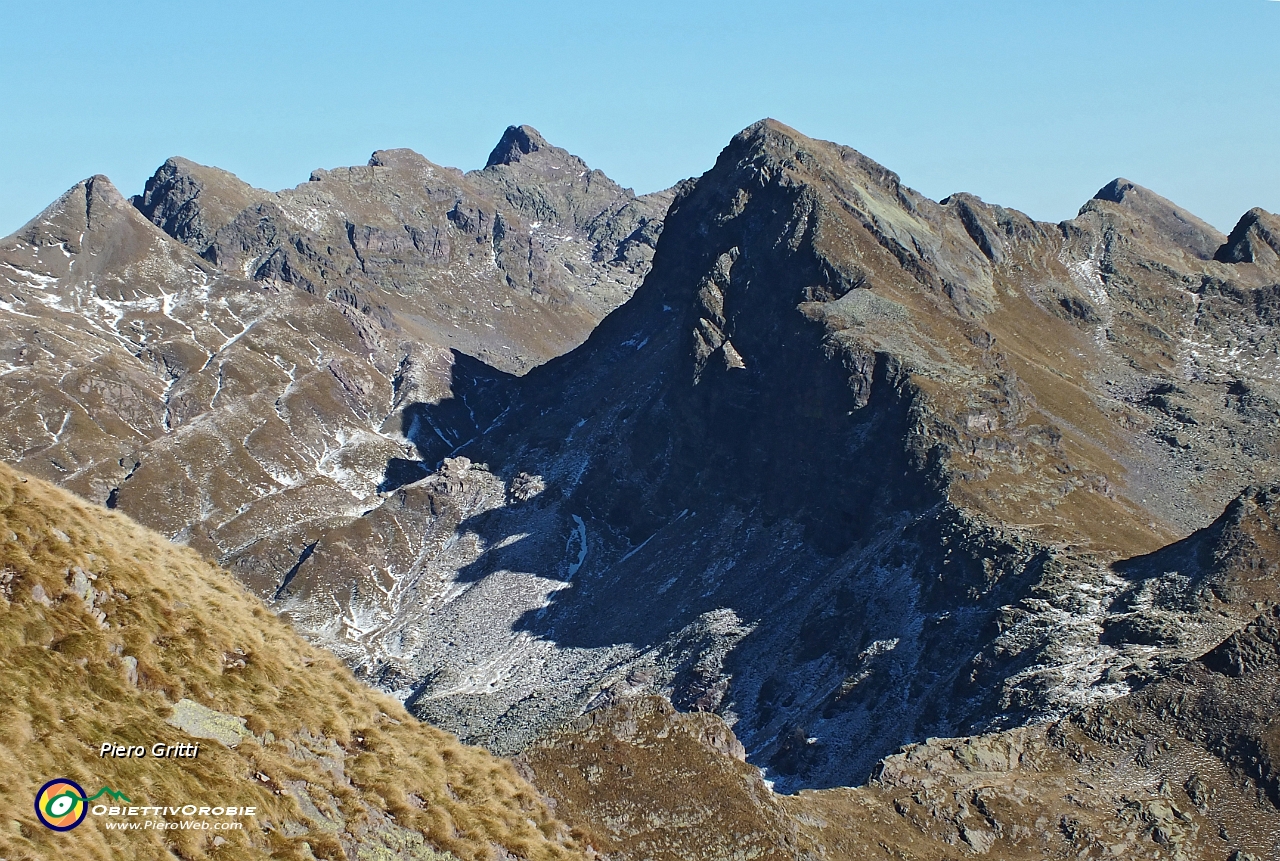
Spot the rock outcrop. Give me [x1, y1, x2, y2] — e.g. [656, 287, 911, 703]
[1216, 207, 1280, 269]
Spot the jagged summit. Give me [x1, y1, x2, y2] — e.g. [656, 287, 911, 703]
[0, 125, 680, 649]
[485, 124, 553, 167]
[5, 174, 126, 274]
[478, 123, 596, 184]
[1215, 206, 1280, 267]
[19, 173, 128, 237]
[729, 117, 812, 145]
[120, 130, 675, 373]
[132, 156, 269, 252]
[366, 146, 439, 171]
[1082, 176, 1226, 260]
[470, 123, 673, 255]
[716, 117, 898, 182]
[1091, 176, 1144, 202]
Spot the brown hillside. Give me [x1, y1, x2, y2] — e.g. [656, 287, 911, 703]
[0, 462, 588, 861]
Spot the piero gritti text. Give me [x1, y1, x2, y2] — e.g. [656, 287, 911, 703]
[99, 741, 200, 759]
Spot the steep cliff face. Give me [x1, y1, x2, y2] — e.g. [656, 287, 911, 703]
[1216, 208, 1280, 268]
[133, 157, 273, 252]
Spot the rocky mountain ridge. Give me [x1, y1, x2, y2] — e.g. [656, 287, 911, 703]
[0, 125, 672, 644]
[132, 124, 672, 371]
[377, 120, 1280, 791]
[2, 120, 1279, 811]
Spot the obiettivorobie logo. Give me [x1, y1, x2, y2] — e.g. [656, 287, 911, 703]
[34, 777, 257, 833]
[35, 779, 130, 831]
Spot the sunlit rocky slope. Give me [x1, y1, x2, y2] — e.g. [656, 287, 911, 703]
[0, 124, 670, 639]
[2, 118, 1279, 828]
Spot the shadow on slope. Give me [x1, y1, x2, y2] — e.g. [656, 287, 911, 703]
[379, 351, 517, 493]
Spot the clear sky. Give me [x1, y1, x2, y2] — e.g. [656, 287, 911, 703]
[2, 1, 1277, 235]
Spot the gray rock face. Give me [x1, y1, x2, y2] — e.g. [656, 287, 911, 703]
[133, 156, 271, 251]
[1090, 177, 1226, 261]
[479, 124, 621, 229]
[133, 128, 675, 374]
[469, 124, 674, 320]
[1216, 207, 1280, 268]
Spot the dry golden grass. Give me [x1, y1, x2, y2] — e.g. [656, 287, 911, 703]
[0, 462, 587, 861]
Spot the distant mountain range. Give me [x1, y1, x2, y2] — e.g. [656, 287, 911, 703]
[2, 119, 1279, 859]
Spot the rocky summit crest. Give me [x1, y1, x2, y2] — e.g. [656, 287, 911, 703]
[1087, 176, 1227, 261]
[1216, 206, 1280, 268]
[486, 123, 552, 167]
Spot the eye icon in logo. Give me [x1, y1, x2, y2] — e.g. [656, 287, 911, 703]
[35, 778, 88, 831]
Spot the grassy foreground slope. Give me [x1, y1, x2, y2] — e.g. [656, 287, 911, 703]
[0, 462, 587, 861]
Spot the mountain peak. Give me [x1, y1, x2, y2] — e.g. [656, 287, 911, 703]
[726, 118, 812, 159]
[739, 117, 805, 140]
[2, 171, 216, 288]
[1215, 207, 1280, 267]
[133, 156, 268, 253]
[1083, 177, 1225, 260]
[485, 124, 553, 167]
[72, 173, 127, 208]
[471, 124, 646, 235]
[9, 173, 129, 247]
[367, 147, 435, 171]
[719, 119, 904, 198]
[1092, 177, 1140, 204]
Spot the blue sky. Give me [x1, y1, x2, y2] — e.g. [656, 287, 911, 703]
[2, 0, 1277, 234]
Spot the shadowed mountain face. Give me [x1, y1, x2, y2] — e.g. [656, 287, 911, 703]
[524, 582, 1280, 860]
[373, 121, 1280, 790]
[3, 120, 1280, 799]
[1216, 207, 1280, 268]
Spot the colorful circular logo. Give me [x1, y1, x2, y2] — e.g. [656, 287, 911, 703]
[35, 778, 88, 831]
